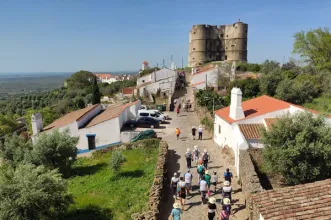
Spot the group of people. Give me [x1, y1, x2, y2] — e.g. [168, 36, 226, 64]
[175, 125, 204, 141]
[170, 146, 234, 220]
[175, 97, 193, 115]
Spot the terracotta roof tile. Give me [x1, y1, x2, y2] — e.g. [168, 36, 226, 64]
[251, 179, 331, 219]
[239, 124, 264, 139]
[85, 101, 139, 128]
[95, 73, 116, 79]
[122, 87, 135, 95]
[264, 118, 279, 129]
[44, 104, 99, 131]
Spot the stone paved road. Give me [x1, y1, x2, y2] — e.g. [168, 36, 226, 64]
[158, 76, 248, 220]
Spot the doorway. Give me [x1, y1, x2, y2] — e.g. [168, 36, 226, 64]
[86, 134, 96, 150]
[225, 55, 227, 60]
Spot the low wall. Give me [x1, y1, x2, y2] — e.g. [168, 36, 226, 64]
[239, 150, 263, 201]
[121, 131, 140, 143]
[195, 104, 214, 135]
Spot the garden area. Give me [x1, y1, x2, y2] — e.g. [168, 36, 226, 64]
[65, 142, 159, 220]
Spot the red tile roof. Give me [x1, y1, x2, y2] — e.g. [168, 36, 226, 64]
[239, 124, 264, 139]
[264, 118, 279, 129]
[44, 104, 100, 131]
[215, 96, 291, 124]
[251, 178, 331, 219]
[143, 61, 149, 65]
[85, 101, 139, 128]
[122, 87, 135, 95]
[95, 73, 116, 79]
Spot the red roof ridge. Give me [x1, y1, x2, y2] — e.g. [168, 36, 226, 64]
[192, 81, 206, 87]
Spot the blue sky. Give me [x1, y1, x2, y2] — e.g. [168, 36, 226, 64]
[0, 0, 330, 73]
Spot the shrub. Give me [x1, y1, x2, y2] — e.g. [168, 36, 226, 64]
[31, 129, 79, 177]
[110, 151, 126, 173]
[0, 164, 72, 220]
[262, 112, 331, 185]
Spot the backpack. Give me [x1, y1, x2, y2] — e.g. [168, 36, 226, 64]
[223, 205, 231, 215]
[194, 149, 199, 157]
[185, 152, 192, 159]
[203, 153, 209, 161]
[197, 165, 204, 174]
[220, 210, 229, 220]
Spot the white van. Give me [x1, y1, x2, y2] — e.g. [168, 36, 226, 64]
[149, 109, 169, 119]
[138, 110, 165, 122]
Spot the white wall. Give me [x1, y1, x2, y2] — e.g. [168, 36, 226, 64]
[121, 131, 140, 143]
[77, 105, 102, 128]
[137, 74, 152, 86]
[191, 68, 218, 88]
[247, 139, 264, 148]
[78, 117, 120, 151]
[154, 68, 177, 82]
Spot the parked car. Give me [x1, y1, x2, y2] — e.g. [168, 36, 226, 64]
[125, 116, 160, 128]
[137, 110, 165, 122]
[149, 109, 169, 119]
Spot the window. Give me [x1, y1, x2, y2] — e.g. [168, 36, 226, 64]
[233, 24, 235, 27]
[218, 125, 221, 134]
[245, 30, 247, 34]
[193, 48, 196, 50]
[150, 113, 156, 117]
[231, 45, 235, 47]
[221, 34, 224, 37]
[139, 112, 149, 117]
[142, 80, 145, 83]
[193, 32, 196, 34]
[225, 55, 227, 60]
[226, 47, 228, 49]
[226, 35, 228, 37]
[193, 58, 195, 60]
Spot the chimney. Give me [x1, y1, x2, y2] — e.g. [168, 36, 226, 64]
[229, 87, 245, 120]
[31, 113, 43, 135]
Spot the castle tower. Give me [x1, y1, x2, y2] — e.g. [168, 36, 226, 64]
[188, 21, 248, 67]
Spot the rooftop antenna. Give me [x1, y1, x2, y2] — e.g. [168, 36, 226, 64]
[163, 59, 165, 68]
[238, 18, 240, 22]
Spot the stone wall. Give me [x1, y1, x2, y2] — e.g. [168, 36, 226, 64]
[194, 104, 214, 135]
[239, 150, 263, 200]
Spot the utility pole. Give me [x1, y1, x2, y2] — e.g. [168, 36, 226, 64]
[205, 74, 207, 89]
[182, 58, 183, 69]
[157, 63, 158, 68]
[163, 59, 165, 68]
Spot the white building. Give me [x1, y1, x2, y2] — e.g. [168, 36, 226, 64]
[31, 100, 141, 154]
[136, 68, 177, 97]
[142, 61, 149, 71]
[95, 73, 117, 84]
[214, 87, 331, 175]
[191, 65, 218, 90]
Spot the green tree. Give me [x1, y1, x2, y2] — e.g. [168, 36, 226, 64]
[66, 70, 94, 90]
[25, 107, 59, 134]
[91, 76, 101, 104]
[31, 129, 79, 177]
[0, 135, 33, 167]
[262, 112, 331, 185]
[259, 69, 284, 96]
[260, 60, 281, 74]
[293, 27, 331, 71]
[227, 78, 260, 99]
[0, 115, 19, 137]
[0, 164, 72, 220]
[110, 151, 126, 174]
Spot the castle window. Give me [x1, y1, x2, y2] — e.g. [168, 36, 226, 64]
[193, 48, 196, 51]
[231, 45, 235, 47]
[193, 58, 195, 60]
[226, 35, 228, 37]
[221, 34, 224, 37]
[245, 30, 247, 34]
[193, 32, 196, 34]
[226, 47, 228, 49]
[233, 24, 235, 27]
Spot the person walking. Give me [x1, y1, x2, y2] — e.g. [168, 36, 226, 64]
[177, 177, 186, 209]
[221, 198, 231, 219]
[204, 170, 212, 197]
[197, 161, 205, 185]
[202, 149, 210, 169]
[207, 197, 218, 220]
[191, 126, 197, 140]
[171, 203, 183, 220]
[176, 127, 181, 140]
[198, 125, 203, 140]
[193, 145, 200, 165]
[176, 106, 180, 116]
[199, 176, 208, 204]
[170, 173, 179, 199]
[185, 148, 193, 169]
[224, 168, 233, 184]
[222, 181, 232, 202]
[211, 171, 218, 193]
[184, 169, 193, 196]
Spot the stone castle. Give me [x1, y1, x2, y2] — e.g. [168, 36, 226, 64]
[188, 20, 248, 67]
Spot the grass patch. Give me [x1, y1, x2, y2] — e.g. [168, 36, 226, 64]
[303, 96, 331, 114]
[64, 143, 159, 220]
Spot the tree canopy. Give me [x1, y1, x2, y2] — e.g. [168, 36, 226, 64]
[262, 112, 331, 185]
[293, 27, 331, 71]
[0, 164, 72, 220]
[66, 70, 94, 90]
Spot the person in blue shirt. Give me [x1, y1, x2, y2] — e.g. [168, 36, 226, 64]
[224, 168, 233, 184]
[171, 202, 183, 220]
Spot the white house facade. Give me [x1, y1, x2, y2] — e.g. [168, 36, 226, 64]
[214, 87, 331, 176]
[191, 66, 218, 90]
[95, 73, 117, 84]
[31, 100, 141, 154]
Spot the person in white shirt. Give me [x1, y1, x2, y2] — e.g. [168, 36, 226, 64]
[222, 181, 232, 202]
[198, 125, 203, 140]
[199, 176, 208, 203]
[184, 169, 193, 196]
[193, 145, 200, 165]
[170, 172, 179, 199]
[211, 171, 218, 192]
